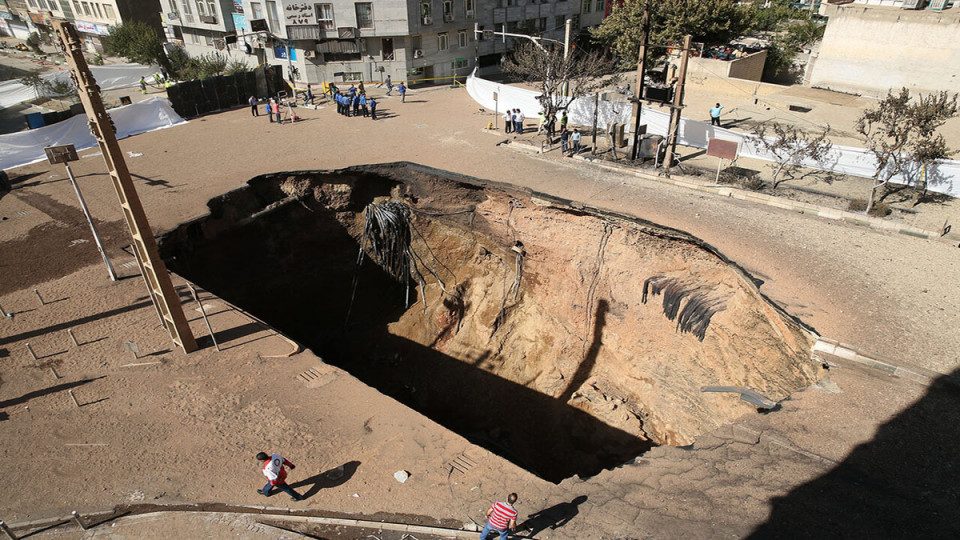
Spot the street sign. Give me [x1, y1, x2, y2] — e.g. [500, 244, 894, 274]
[44, 145, 79, 164]
[493, 92, 498, 101]
[706, 138, 738, 160]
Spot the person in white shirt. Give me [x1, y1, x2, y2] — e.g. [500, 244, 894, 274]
[255, 451, 304, 501]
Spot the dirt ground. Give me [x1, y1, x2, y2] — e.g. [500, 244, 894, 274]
[2, 68, 960, 539]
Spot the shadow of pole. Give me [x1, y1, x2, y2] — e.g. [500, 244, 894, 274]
[559, 300, 608, 404]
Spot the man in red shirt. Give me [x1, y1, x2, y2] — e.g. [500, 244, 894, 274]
[256, 451, 304, 501]
[480, 492, 518, 540]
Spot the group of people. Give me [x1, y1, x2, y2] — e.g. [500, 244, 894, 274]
[503, 108, 526, 134]
[334, 85, 378, 120]
[559, 127, 583, 156]
[248, 95, 298, 124]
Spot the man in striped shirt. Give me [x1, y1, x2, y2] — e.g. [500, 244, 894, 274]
[480, 492, 518, 540]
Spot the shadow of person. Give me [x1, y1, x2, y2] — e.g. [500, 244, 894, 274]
[517, 495, 588, 536]
[289, 460, 360, 500]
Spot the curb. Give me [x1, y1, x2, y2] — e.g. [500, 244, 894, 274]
[812, 338, 940, 386]
[4, 506, 479, 539]
[495, 138, 958, 245]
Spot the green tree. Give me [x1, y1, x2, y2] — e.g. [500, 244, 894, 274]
[105, 21, 166, 67]
[18, 70, 46, 99]
[591, 0, 755, 64]
[856, 88, 958, 212]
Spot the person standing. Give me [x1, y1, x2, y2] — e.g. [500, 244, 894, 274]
[503, 109, 512, 133]
[265, 100, 273, 123]
[398, 83, 406, 103]
[369, 96, 377, 120]
[255, 452, 304, 501]
[560, 111, 568, 131]
[360, 93, 368, 117]
[510, 109, 518, 135]
[571, 128, 582, 155]
[516, 109, 525, 134]
[385, 75, 393, 95]
[537, 111, 546, 135]
[249, 95, 258, 117]
[709, 102, 723, 126]
[304, 85, 314, 106]
[560, 127, 570, 153]
[272, 99, 282, 124]
[139, 76, 147, 95]
[480, 493, 518, 540]
[352, 92, 360, 116]
[358, 80, 366, 95]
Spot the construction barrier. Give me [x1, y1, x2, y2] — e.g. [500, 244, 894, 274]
[166, 65, 286, 118]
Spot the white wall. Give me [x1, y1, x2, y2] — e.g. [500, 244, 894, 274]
[810, 5, 960, 96]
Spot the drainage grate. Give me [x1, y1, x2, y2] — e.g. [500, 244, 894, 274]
[296, 365, 337, 388]
[447, 453, 478, 475]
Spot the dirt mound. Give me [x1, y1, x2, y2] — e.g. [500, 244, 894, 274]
[160, 163, 822, 482]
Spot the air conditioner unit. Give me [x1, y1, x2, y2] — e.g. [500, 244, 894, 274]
[305, 49, 315, 58]
[900, 0, 924, 8]
[929, 0, 948, 9]
[466, 9, 474, 17]
[422, 16, 433, 24]
[443, 14, 454, 22]
[413, 48, 424, 58]
[166, 12, 179, 20]
[338, 27, 357, 38]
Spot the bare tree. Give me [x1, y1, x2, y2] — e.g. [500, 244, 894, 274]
[856, 88, 958, 212]
[503, 42, 618, 139]
[749, 121, 833, 189]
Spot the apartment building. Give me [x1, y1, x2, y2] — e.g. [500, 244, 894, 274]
[160, 0, 252, 62]
[20, 1, 162, 52]
[228, 0, 583, 87]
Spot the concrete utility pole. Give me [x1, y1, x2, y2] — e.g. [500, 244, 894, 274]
[630, 0, 651, 161]
[53, 21, 198, 354]
[666, 34, 693, 167]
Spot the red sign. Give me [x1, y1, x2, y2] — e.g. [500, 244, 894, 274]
[706, 138, 738, 160]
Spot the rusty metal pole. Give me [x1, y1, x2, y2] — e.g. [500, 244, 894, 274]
[630, 0, 651, 161]
[666, 34, 693, 167]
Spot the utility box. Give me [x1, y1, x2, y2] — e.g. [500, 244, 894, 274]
[608, 122, 627, 148]
[639, 134, 664, 160]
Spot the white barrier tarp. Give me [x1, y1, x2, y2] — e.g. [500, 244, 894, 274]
[0, 63, 157, 109]
[0, 97, 186, 171]
[466, 70, 960, 198]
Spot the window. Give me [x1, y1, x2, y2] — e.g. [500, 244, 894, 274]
[381, 37, 394, 60]
[571, 14, 579, 28]
[81, 2, 91, 16]
[190, 30, 199, 44]
[204, 31, 213, 46]
[208, 1, 216, 16]
[458, 29, 466, 48]
[465, 0, 474, 14]
[181, 0, 192, 15]
[27, 0, 37, 8]
[250, 2, 262, 20]
[506, 0, 516, 6]
[442, 0, 451, 16]
[315, 4, 334, 30]
[452, 58, 467, 69]
[73, 1, 81, 13]
[343, 72, 363, 81]
[266, 1, 280, 31]
[197, 1, 206, 16]
[420, 0, 431, 19]
[438, 32, 448, 51]
[555, 15, 564, 30]
[582, 0, 591, 13]
[103, 3, 114, 18]
[355, 2, 373, 29]
[94, 3, 103, 18]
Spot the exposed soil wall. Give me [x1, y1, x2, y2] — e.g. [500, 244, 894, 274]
[159, 163, 822, 482]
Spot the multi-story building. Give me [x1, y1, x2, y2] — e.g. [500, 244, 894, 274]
[21, 1, 163, 53]
[219, 0, 585, 87]
[160, 0, 251, 62]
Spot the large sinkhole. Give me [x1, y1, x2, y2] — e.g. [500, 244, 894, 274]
[159, 163, 822, 483]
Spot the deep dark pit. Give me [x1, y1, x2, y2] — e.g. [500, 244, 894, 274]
[159, 163, 819, 483]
